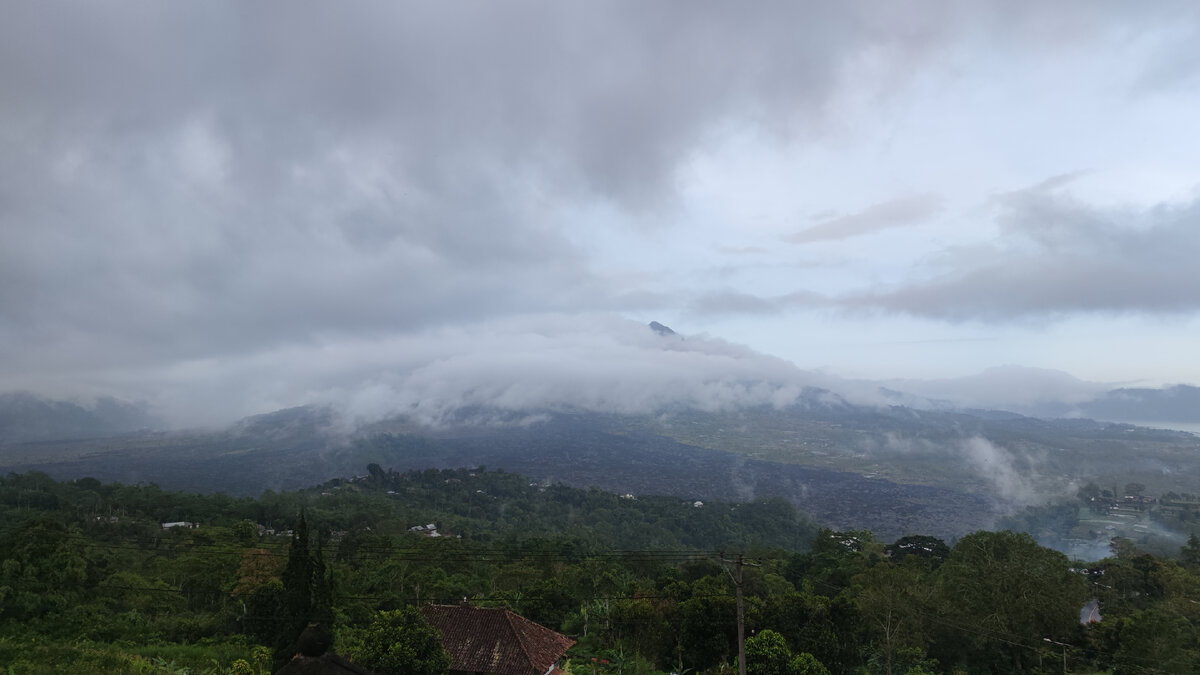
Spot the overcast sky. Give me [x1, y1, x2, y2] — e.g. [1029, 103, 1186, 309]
[3, 2, 1199, 425]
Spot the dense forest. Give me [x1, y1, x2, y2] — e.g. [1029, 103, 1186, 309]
[2, 468, 1199, 674]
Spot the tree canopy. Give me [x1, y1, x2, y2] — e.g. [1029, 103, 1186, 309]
[1, 469, 1198, 673]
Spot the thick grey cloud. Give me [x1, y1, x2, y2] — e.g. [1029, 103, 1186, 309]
[0, 1, 907, 204]
[0, 2, 916, 367]
[840, 179, 1200, 320]
[0, 1, 968, 417]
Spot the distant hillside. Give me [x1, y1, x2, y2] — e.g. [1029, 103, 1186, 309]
[876, 367, 1200, 427]
[6, 397, 1200, 541]
[0, 391, 157, 443]
[0, 406, 994, 539]
[1077, 384, 1200, 424]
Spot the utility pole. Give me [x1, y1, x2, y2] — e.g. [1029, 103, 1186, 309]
[1043, 638, 1068, 675]
[720, 552, 761, 675]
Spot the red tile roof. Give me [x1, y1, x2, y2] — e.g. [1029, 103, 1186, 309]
[422, 605, 575, 675]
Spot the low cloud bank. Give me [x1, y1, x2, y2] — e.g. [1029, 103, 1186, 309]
[13, 315, 1194, 433]
[31, 315, 847, 429]
[864, 432, 1047, 504]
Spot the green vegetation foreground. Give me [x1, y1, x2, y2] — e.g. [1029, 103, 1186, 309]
[2, 468, 1199, 674]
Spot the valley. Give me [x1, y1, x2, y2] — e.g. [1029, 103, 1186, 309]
[5, 400, 1200, 544]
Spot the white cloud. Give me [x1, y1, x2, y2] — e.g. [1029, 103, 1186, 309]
[787, 194, 942, 243]
[838, 181, 1200, 320]
[39, 315, 840, 428]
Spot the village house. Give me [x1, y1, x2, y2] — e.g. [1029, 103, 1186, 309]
[422, 604, 575, 675]
[160, 521, 199, 529]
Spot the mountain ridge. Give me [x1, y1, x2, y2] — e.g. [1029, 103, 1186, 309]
[4, 393, 1199, 542]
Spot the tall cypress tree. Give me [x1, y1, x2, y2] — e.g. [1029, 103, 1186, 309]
[273, 509, 333, 668]
[313, 536, 334, 627]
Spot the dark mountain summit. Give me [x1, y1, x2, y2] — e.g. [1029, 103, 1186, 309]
[648, 320, 676, 336]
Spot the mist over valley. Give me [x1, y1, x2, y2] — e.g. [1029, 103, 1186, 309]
[5, 326, 1199, 551]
